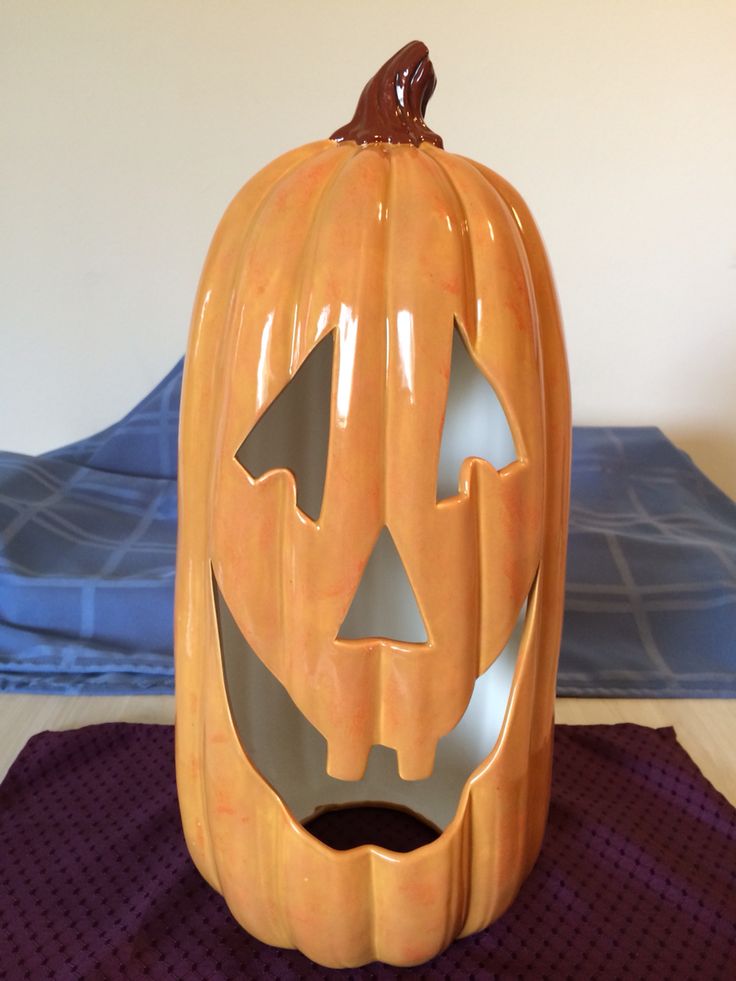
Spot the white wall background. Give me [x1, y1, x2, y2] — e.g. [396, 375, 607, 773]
[2, 0, 735, 495]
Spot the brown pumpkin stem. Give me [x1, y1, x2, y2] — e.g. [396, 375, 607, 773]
[330, 41, 443, 148]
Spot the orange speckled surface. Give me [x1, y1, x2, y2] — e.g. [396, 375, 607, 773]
[175, 46, 570, 970]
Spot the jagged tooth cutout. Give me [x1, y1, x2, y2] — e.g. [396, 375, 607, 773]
[236, 331, 334, 521]
[338, 527, 428, 643]
[436, 327, 517, 501]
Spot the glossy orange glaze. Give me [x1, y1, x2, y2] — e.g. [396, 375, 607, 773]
[175, 137, 570, 967]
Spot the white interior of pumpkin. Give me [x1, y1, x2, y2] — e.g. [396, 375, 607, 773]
[222, 326, 523, 832]
[218, 587, 525, 831]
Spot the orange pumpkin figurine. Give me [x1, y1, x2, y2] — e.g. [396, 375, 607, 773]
[175, 41, 571, 968]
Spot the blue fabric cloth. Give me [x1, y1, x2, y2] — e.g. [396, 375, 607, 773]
[0, 363, 181, 693]
[560, 426, 736, 696]
[0, 361, 734, 696]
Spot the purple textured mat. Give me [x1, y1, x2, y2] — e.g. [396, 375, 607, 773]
[1, 723, 734, 979]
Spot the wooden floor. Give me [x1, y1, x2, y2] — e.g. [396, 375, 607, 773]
[2, 694, 735, 805]
[555, 697, 736, 805]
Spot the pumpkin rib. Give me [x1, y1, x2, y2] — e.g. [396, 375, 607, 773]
[202, 147, 343, 903]
[207, 145, 405, 784]
[456, 162, 571, 926]
[418, 144, 478, 344]
[471, 157, 571, 721]
[264, 143, 363, 692]
[418, 147, 545, 678]
[182, 142, 335, 896]
[284, 143, 363, 378]
[177, 142, 330, 893]
[219, 141, 349, 432]
[210, 143, 356, 714]
[271, 144, 390, 723]
[424, 148, 539, 465]
[413, 146, 490, 681]
[374, 142, 394, 741]
[379, 145, 481, 768]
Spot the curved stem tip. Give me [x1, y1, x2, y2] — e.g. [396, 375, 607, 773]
[330, 41, 443, 148]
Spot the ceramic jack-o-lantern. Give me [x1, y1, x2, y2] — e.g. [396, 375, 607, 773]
[175, 41, 571, 968]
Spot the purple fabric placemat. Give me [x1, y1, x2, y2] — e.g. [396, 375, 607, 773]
[1, 723, 734, 979]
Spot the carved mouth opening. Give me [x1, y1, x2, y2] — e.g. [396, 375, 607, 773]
[214, 575, 530, 852]
[303, 803, 440, 851]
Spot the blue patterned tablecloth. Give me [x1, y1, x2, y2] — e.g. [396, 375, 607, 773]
[561, 427, 736, 696]
[0, 361, 734, 696]
[0, 363, 181, 693]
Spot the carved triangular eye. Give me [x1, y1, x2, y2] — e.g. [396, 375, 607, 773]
[338, 527, 428, 643]
[236, 332, 333, 520]
[436, 328, 517, 500]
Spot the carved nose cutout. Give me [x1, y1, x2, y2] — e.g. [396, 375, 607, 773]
[236, 331, 333, 520]
[338, 527, 428, 643]
[436, 327, 517, 500]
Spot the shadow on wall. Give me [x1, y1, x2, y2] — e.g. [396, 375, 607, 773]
[664, 320, 736, 502]
[666, 426, 736, 503]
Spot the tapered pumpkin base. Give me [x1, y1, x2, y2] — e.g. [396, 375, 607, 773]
[178, 595, 556, 968]
[192, 743, 552, 969]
